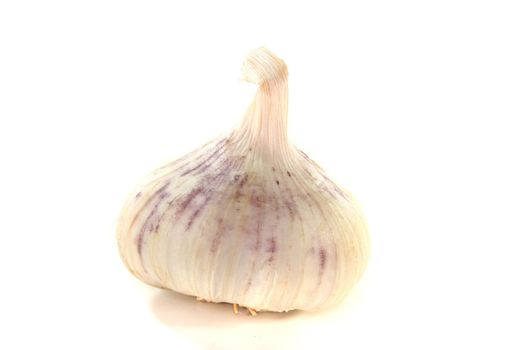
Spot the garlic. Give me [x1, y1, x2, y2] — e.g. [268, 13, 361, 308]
[117, 48, 370, 313]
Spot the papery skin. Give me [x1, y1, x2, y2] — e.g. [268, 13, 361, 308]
[117, 48, 370, 312]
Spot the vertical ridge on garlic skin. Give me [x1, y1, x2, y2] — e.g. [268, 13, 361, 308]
[292, 155, 370, 309]
[117, 135, 233, 287]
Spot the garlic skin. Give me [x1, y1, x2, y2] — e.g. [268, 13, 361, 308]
[117, 48, 370, 312]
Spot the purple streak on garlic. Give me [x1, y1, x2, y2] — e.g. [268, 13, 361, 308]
[117, 48, 370, 312]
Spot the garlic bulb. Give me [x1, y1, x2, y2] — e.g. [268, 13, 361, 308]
[117, 48, 369, 313]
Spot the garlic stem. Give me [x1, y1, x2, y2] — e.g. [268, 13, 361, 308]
[234, 48, 290, 160]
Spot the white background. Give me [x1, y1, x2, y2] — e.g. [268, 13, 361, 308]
[1, 1, 524, 349]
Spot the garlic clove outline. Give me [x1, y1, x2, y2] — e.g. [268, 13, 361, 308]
[117, 47, 370, 312]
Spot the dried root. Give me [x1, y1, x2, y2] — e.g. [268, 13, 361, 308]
[196, 298, 258, 316]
